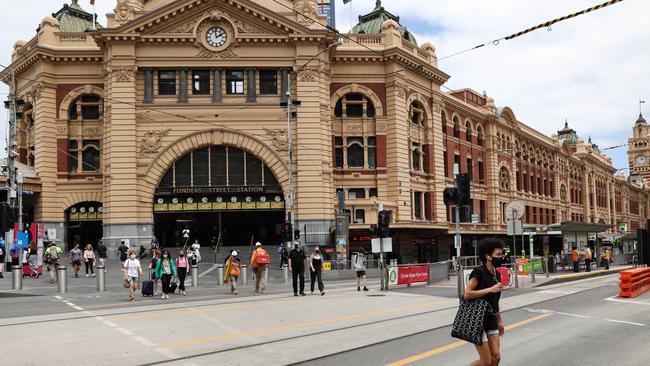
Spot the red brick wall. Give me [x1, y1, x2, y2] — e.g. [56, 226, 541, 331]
[57, 139, 68, 172]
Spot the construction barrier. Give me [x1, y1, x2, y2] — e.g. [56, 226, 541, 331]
[619, 267, 650, 298]
[517, 258, 529, 275]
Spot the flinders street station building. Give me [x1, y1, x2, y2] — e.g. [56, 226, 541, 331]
[4, 0, 650, 262]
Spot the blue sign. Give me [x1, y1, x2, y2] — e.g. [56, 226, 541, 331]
[17, 231, 29, 249]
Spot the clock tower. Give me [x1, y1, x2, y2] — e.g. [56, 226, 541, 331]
[628, 113, 650, 181]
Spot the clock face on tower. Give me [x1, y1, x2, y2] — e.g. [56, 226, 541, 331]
[205, 26, 227, 48]
[636, 155, 647, 166]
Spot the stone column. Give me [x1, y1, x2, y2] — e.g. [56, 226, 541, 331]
[33, 81, 66, 246]
[103, 59, 153, 257]
[178, 68, 188, 103]
[212, 67, 222, 103]
[246, 67, 256, 103]
[144, 67, 153, 104]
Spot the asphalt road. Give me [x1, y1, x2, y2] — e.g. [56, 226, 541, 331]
[300, 281, 650, 366]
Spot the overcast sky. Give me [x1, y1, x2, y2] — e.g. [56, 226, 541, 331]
[1, 0, 648, 173]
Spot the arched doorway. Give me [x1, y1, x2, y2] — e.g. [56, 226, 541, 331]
[153, 145, 285, 248]
[66, 201, 103, 248]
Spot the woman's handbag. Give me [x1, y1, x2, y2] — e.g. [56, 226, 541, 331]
[451, 297, 493, 345]
[122, 277, 130, 288]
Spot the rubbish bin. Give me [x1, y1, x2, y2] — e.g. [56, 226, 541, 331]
[547, 256, 556, 273]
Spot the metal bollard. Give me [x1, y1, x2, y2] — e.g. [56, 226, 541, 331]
[217, 265, 224, 287]
[190, 264, 199, 287]
[96, 264, 106, 292]
[241, 265, 248, 285]
[283, 264, 289, 283]
[12, 265, 22, 290]
[531, 258, 536, 284]
[57, 265, 67, 294]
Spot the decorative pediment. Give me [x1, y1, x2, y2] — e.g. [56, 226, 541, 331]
[113, 0, 317, 38]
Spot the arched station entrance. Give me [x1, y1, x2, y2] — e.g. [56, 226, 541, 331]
[153, 145, 285, 248]
[66, 201, 103, 247]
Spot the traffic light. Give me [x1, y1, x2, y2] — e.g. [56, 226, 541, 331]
[369, 224, 378, 238]
[281, 222, 292, 241]
[378, 210, 391, 238]
[294, 229, 300, 240]
[443, 187, 459, 206]
[457, 173, 471, 206]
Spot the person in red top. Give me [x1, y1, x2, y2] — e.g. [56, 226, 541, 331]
[250, 242, 269, 293]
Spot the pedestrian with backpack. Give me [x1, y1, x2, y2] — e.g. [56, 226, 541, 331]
[44, 242, 63, 284]
[224, 250, 241, 295]
[123, 250, 143, 302]
[96, 240, 108, 270]
[309, 247, 325, 296]
[118, 240, 129, 265]
[352, 248, 369, 292]
[250, 242, 270, 293]
[175, 250, 189, 296]
[10, 242, 21, 267]
[149, 250, 162, 296]
[155, 249, 176, 300]
[69, 243, 83, 278]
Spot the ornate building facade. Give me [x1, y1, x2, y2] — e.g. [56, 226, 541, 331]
[4, 0, 648, 260]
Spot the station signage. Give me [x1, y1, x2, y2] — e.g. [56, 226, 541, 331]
[156, 185, 282, 195]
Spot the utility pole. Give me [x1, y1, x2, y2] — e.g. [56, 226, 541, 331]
[286, 72, 296, 248]
[453, 163, 461, 259]
[5, 70, 18, 208]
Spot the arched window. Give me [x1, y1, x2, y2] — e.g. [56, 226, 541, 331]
[334, 93, 375, 118]
[476, 126, 483, 146]
[347, 143, 364, 168]
[69, 94, 102, 121]
[453, 117, 460, 139]
[500, 167, 510, 190]
[81, 140, 100, 172]
[465, 121, 472, 142]
[409, 101, 425, 125]
[412, 143, 422, 171]
[441, 110, 447, 134]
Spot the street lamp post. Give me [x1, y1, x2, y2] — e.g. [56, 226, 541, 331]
[284, 41, 342, 248]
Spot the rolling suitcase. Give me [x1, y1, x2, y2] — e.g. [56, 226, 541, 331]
[169, 280, 178, 294]
[142, 269, 154, 297]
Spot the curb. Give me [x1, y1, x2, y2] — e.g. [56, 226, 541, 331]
[534, 266, 633, 287]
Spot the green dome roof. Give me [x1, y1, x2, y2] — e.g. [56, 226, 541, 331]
[351, 0, 417, 45]
[52, 0, 100, 32]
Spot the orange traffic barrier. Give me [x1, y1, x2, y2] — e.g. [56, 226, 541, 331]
[619, 267, 650, 298]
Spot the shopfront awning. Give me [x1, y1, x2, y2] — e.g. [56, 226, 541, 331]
[560, 221, 612, 233]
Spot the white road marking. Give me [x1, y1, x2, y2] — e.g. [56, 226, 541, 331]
[134, 336, 157, 347]
[199, 264, 219, 278]
[605, 319, 646, 327]
[115, 327, 135, 336]
[54, 295, 62, 299]
[524, 308, 590, 318]
[604, 295, 650, 306]
[102, 320, 118, 327]
[155, 347, 180, 359]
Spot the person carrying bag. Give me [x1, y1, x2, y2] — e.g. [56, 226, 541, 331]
[451, 238, 505, 366]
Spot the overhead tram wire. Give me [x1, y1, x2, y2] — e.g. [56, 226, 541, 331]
[438, 0, 624, 61]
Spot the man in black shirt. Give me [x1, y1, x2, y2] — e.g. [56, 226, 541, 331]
[96, 240, 108, 270]
[288, 241, 307, 296]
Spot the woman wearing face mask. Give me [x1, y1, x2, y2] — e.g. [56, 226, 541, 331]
[309, 247, 325, 296]
[464, 238, 505, 366]
[175, 250, 189, 296]
[123, 250, 143, 302]
[155, 249, 176, 300]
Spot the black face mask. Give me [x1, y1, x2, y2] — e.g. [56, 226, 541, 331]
[490, 256, 504, 268]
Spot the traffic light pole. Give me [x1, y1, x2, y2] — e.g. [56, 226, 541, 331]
[286, 72, 295, 248]
[454, 175, 462, 259]
[5, 69, 18, 208]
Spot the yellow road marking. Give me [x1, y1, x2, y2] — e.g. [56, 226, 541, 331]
[164, 299, 455, 349]
[385, 313, 554, 366]
[112, 293, 350, 322]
